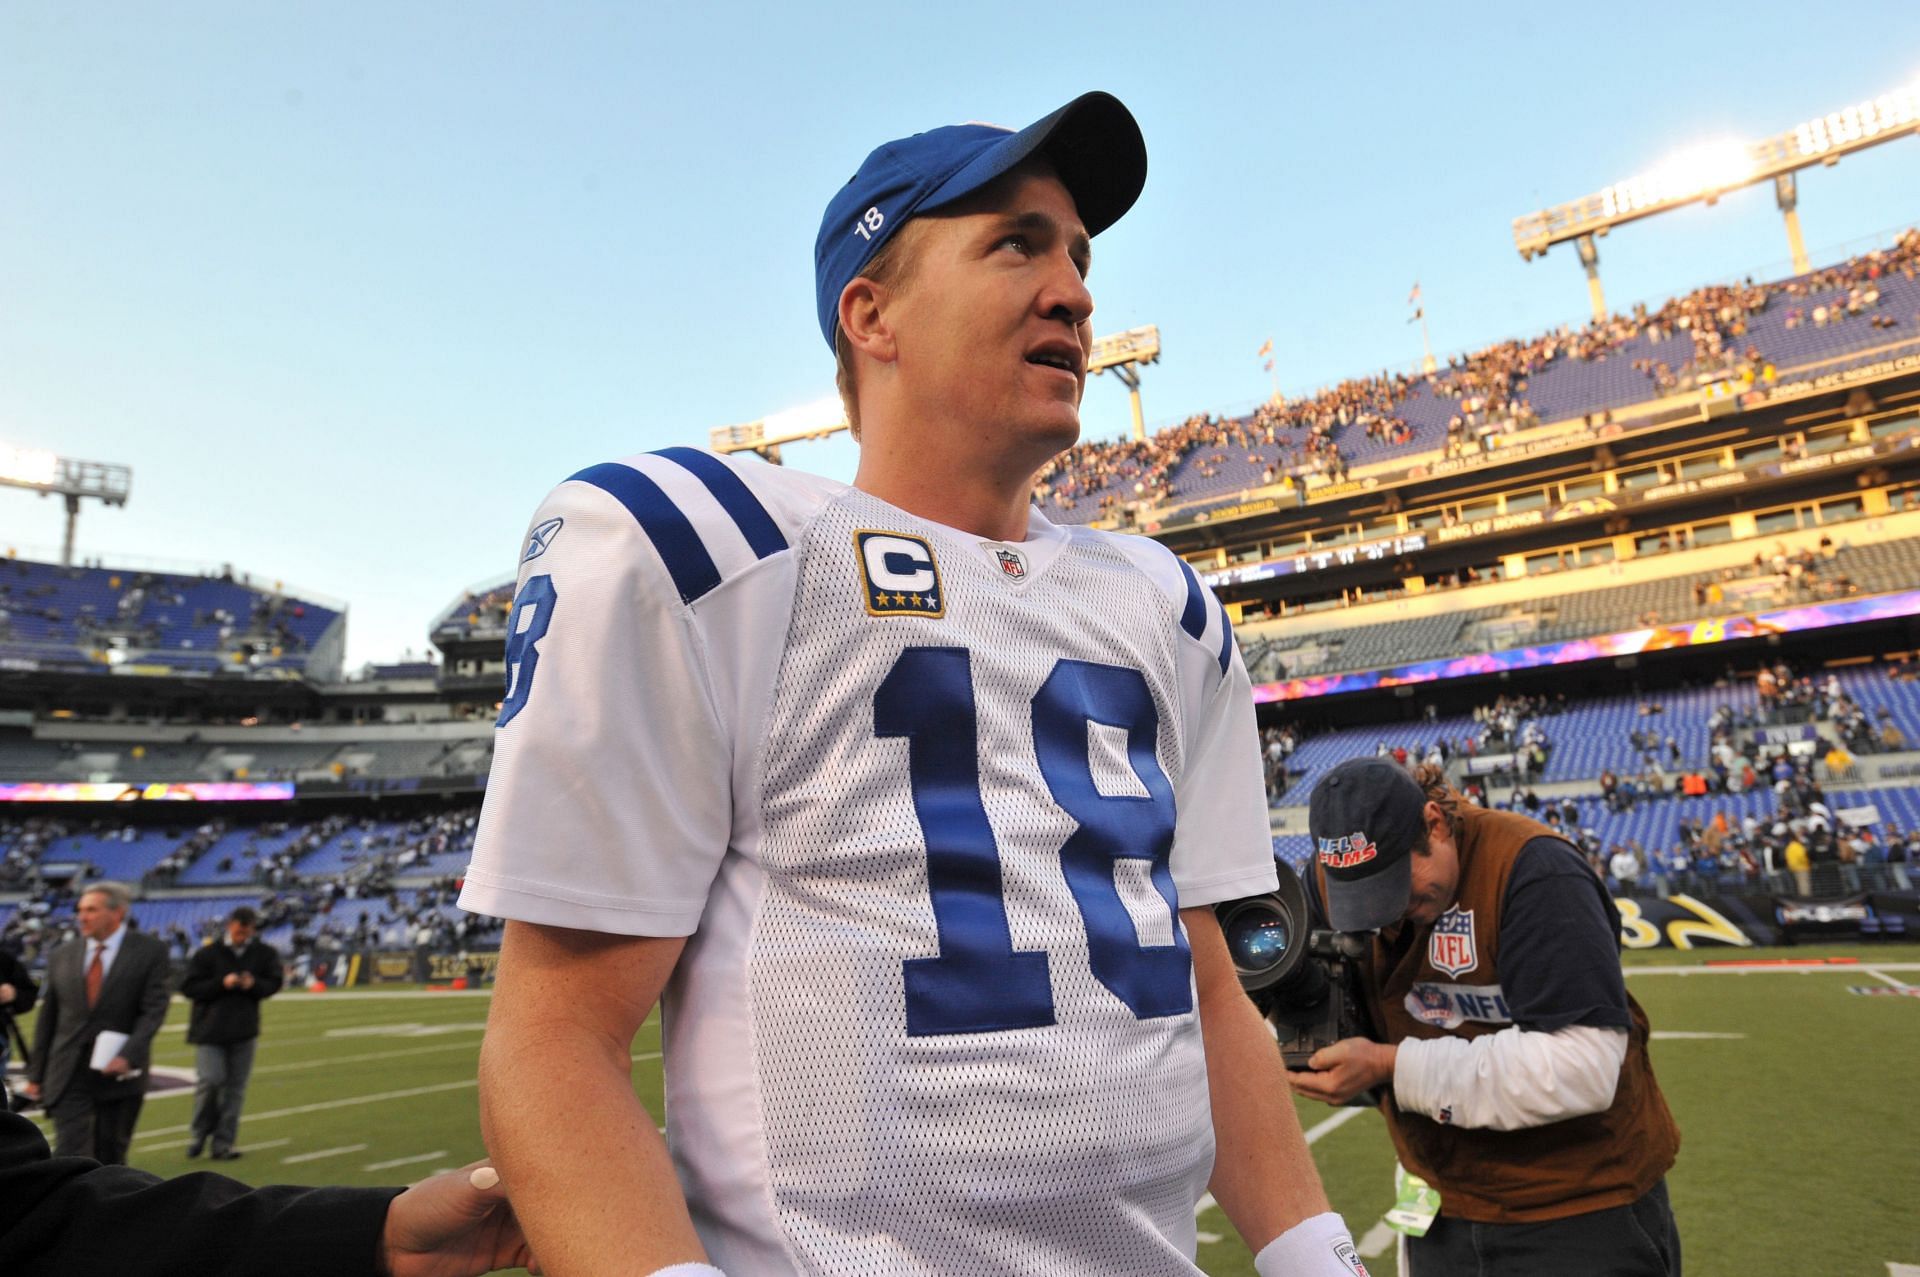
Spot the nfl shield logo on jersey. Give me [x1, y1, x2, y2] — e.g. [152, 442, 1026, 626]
[995, 547, 1027, 581]
[1428, 907, 1477, 977]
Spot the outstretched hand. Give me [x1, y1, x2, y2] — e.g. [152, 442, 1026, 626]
[1285, 1037, 1395, 1107]
[379, 1161, 539, 1277]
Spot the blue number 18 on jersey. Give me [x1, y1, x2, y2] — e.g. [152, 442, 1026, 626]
[876, 646, 1190, 1037]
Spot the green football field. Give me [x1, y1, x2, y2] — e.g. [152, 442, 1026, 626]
[17, 944, 1919, 1276]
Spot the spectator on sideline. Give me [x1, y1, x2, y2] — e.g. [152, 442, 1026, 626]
[22, 881, 170, 1164]
[180, 905, 284, 1160]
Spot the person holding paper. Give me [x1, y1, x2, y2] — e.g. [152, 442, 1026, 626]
[23, 880, 172, 1163]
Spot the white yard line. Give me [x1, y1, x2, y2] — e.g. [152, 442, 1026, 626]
[365, 1150, 449, 1171]
[249, 1041, 483, 1074]
[142, 1135, 292, 1154]
[1357, 1218, 1399, 1258]
[136, 1078, 480, 1140]
[1864, 968, 1914, 989]
[1627, 961, 1920, 976]
[279, 990, 496, 999]
[283, 1143, 369, 1164]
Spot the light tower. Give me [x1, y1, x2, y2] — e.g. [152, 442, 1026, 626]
[0, 445, 132, 564]
[1512, 78, 1920, 321]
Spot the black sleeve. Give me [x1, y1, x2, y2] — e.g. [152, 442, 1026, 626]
[178, 946, 222, 1002]
[0, 952, 33, 1015]
[26, 972, 55, 1085]
[251, 943, 285, 999]
[1499, 837, 1633, 1032]
[0, 1110, 402, 1277]
[124, 943, 174, 1071]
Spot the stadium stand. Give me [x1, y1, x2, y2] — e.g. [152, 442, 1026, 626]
[1236, 535, 1920, 681]
[0, 556, 344, 679]
[432, 581, 516, 640]
[1034, 228, 1920, 525]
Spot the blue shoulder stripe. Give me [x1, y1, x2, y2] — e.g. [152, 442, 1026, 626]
[1215, 600, 1234, 675]
[1175, 559, 1210, 641]
[653, 447, 788, 559]
[567, 462, 721, 605]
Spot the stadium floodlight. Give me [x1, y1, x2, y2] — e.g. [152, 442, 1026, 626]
[0, 444, 132, 566]
[709, 324, 1164, 458]
[1088, 325, 1161, 441]
[710, 394, 849, 462]
[1513, 77, 1920, 320]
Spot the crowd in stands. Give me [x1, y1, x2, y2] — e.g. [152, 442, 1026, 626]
[1032, 228, 1920, 521]
[1688, 536, 1858, 613]
[0, 807, 491, 968]
[1501, 772, 1915, 901]
[0, 555, 335, 673]
[1260, 723, 1301, 802]
[436, 582, 517, 638]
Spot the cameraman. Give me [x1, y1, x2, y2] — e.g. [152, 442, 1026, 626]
[1290, 758, 1680, 1276]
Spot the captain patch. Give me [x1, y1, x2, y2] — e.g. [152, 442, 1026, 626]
[1427, 906, 1478, 977]
[854, 531, 945, 618]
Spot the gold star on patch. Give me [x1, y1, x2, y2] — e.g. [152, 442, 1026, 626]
[892, 593, 907, 607]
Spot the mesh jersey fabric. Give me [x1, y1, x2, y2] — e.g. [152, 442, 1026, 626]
[460, 448, 1278, 1275]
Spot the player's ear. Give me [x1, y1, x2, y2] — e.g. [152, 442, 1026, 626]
[839, 277, 898, 367]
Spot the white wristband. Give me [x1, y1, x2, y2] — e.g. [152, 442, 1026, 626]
[648, 1267, 726, 1277]
[1254, 1211, 1368, 1276]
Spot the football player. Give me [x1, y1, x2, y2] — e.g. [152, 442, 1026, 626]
[463, 92, 1362, 1277]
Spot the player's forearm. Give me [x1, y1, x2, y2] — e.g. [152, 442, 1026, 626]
[479, 1022, 707, 1275]
[1202, 989, 1332, 1244]
[1195, 948, 1331, 1248]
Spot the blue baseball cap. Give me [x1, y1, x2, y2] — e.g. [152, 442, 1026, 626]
[813, 91, 1147, 352]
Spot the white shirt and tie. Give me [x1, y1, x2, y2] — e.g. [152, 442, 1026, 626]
[84, 924, 132, 1070]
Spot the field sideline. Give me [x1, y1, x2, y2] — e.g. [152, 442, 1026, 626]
[13, 944, 1916, 1276]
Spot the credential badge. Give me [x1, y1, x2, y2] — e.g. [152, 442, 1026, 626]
[854, 530, 945, 618]
[1428, 906, 1478, 978]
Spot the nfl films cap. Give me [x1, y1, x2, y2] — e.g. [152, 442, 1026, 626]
[814, 91, 1148, 351]
[1308, 757, 1430, 932]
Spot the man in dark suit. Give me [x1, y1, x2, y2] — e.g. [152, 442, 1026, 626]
[22, 880, 172, 1163]
[180, 903, 282, 1159]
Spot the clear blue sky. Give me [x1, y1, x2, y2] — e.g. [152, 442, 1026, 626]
[3, 4, 1917, 669]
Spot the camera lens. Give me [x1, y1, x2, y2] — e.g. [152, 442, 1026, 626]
[1226, 909, 1290, 973]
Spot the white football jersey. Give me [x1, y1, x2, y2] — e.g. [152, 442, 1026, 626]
[461, 446, 1278, 1276]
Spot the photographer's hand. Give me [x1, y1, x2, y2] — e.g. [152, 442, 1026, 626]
[1287, 1038, 1395, 1106]
[378, 1163, 537, 1277]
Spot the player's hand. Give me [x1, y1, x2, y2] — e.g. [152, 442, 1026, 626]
[1286, 1038, 1394, 1106]
[378, 1161, 539, 1277]
[20, 1080, 39, 1100]
[224, 973, 242, 989]
[101, 1056, 133, 1078]
[0, 981, 15, 1004]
